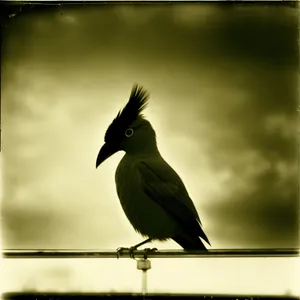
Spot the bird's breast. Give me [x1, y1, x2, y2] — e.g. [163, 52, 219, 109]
[115, 155, 177, 239]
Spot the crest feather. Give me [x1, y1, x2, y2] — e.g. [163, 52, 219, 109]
[104, 84, 150, 142]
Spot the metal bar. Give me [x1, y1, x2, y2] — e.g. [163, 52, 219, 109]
[141, 270, 147, 296]
[2, 248, 299, 259]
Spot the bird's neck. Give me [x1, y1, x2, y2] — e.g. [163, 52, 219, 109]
[125, 141, 160, 157]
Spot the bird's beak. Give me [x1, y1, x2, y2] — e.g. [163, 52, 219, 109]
[96, 142, 119, 168]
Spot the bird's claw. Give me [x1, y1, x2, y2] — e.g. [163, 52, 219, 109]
[116, 246, 157, 259]
[116, 247, 126, 259]
[129, 246, 138, 259]
[116, 246, 137, 259]
[143, 247, 158, 259]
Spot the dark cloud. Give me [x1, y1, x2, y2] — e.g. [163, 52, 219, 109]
[2, 203, 57, 248]
[206, 164, 298, 248]
[4, 3, 297, 67]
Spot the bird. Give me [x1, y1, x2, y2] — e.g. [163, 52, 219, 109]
[96, 84, 210, 252]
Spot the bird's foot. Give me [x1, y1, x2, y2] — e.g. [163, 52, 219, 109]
[116, 246, 138, 259]
[143, 247, 158, 259]
[116, 246, 158, 259]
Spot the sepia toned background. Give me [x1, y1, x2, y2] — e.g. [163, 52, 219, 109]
[1, 2, 299, 295]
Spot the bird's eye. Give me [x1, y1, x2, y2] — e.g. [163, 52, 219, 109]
[125, 128, 134, 137]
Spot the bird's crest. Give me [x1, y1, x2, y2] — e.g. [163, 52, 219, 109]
[104, 84, 150, 143]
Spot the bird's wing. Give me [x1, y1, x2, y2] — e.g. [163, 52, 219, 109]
[137, 160, 210, 245]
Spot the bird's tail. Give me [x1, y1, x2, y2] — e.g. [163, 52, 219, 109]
[173, 234, 207, 250]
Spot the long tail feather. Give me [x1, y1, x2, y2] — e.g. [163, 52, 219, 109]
[173, 234, 207, 250]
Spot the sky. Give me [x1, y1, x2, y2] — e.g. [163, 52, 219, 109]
[1, 2, 299, 295]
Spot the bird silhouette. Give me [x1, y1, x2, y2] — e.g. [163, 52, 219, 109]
[96, 84, 210, 253]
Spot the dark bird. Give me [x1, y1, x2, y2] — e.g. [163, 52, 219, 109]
[96, 84, 210, 251]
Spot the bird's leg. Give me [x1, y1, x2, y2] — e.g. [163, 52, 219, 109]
[117, 238, 152, 259]
[132, 238, 153, 249]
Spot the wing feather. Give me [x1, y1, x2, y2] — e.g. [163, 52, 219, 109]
[137, 160, 210, 245]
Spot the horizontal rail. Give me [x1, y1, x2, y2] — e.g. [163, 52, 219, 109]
[2, 248, 299, 259]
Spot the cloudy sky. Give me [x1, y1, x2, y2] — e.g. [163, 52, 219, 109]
[1, 2, 299, 295]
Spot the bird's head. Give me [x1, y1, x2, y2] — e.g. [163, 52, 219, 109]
[96, 84, 157, 168]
